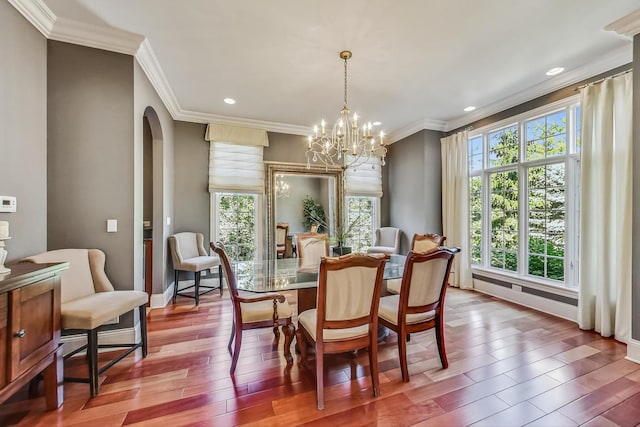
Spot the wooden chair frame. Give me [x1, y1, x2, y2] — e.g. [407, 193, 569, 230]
[276, 223, 289, 258]
[211, 242, 295, 374]
[379, 247, 459, 382]
[296, 253, 388, 410]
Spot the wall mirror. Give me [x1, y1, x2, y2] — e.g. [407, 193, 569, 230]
[265, 162, 343, 259]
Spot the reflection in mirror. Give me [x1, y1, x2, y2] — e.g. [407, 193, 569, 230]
[265, 162, 343, 260]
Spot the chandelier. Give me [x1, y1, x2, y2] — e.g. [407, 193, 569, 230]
[275, 175, 290, 198]
[306, 50, 387, 171]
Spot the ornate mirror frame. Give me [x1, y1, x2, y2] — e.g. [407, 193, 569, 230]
[265, 161, 344, 260]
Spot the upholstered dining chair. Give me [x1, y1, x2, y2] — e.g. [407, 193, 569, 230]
[378, 247, 459, 382]
[296, 232, 329, 272]
[367, 227, 402, 255]
[296, 253, 388, 410]
[169, 232, 222, 305]
[211, 242, 295, 374]
[387, 233, 447, 295]
[412, 233, 446, 253]
[276, 223, 289, 258]
[23, 249, 148, 398]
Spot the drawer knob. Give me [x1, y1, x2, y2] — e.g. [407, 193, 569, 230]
[14, 329, 26, 338]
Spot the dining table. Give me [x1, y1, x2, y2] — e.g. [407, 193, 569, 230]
[233, 254, 407, 314]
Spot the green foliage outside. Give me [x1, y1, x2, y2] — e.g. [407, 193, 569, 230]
[472, 109, 571, 281]
[345, 197, 374, 252]
[218, 194, 256, 261]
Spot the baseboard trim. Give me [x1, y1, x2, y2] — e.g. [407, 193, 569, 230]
[61, 326, 138, 355]
[626, 338, 640, 364]
[150, 283, 174, 308]
[474, 279, 578, 323]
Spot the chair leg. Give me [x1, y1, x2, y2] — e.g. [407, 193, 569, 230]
[282, 323, 295, 364]
[316, 342, 324, 410]
[230, 327, 242, 375]
[87, 329, 99, 398]
[228, 317, 235, 356]
[219, 265, 224, 297]
[273, 325, 280, 340]
[398, 329, 409, 382]
[369, 335, 381, 396]
[173, 270, 179, 303]
[435, 319, 448, 369]
[194, 271, 201, 306]
[138, 305, 148, 358]
[295, 328, 308, 366]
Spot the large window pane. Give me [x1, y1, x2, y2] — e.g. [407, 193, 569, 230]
[527, 164, 565, 281]
[525, 111, 566, 161]
[346, 196, 375, 252]
[469, 136, 483, 172]
[489, 125, 519, 167]
[217, 193, 257, 261]
[490, 170, 518, 271]
[470, 176, 482, 264]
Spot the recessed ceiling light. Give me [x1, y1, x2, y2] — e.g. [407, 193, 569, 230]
[545, 67, 564, 76]
[373, 121, 382, 126]
[224, 98, 236, 105]
[463, 106, 476, 112]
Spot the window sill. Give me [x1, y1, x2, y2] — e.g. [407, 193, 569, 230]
[471, 266, 578, 299]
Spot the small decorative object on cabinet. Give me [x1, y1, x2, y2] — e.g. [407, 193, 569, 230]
[0, 261, 68, 410]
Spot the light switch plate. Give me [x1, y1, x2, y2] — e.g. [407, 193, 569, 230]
[107, 219, 118, 233]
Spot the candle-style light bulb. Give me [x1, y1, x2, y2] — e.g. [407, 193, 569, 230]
[353, 113, 358, 128]
[308, 135, 312, 148]
[321, 119, 326, 134]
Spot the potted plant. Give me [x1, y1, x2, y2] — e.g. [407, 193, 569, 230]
[302, 196, 326, 232]
[306, 211, 362, 256]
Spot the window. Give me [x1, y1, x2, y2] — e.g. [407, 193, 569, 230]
[469, 99, 580, 288]
[344, 156, 382, 251]
[214, 193, 258, 261]
[346, 196, 377, 252]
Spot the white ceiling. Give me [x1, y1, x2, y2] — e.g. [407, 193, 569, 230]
[36, 0, 640, 140]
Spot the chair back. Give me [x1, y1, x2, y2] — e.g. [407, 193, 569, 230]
[317, 253, 387, 338]
[169, 232, 207, 267]
[211, 242, 240, 304]
[412, 233, 446, 253]
[23, 249, 114, 304]
[400, 247, 459, 315]
[275, 223, 289, 246]
[296, 232, 329, 270]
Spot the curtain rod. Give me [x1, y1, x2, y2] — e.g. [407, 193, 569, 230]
[575, 68, 632, 91]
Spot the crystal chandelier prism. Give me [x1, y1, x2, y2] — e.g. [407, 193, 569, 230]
[306, 50, 387, 170]
[275, 174, 290, 198]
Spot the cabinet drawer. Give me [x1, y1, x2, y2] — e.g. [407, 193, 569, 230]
[8, 276, 61, 381]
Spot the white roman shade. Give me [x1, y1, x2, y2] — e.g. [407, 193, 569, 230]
[208, 142, 264, 193]
[344, 155, 383, 197]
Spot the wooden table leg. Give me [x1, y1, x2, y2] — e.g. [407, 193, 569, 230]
[43, 345, 63, 410]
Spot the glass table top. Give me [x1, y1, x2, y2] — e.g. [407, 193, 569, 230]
[233, 254, 406, 293]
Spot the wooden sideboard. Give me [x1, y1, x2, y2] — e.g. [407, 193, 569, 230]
[0, 261, 68, 410]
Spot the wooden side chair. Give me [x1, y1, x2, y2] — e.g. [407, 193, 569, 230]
[276, 223, 289, 258]
[295, 232, 328, 272]
[169, 232, 222, 305]
[378, 247, 459, 382]
[387, 233, 447, 295]
[211, 242, 295, 374]
[23, 249, 148, 398]
[296, 253, 388, 410]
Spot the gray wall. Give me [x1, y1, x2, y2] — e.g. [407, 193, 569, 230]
[633, 34, 639, 342]
[387, 130, 443, 253]
[173, 121, 209, 242]
[264, 132, 309, 163]
[0, 3, 47, 260]
[47, 41, 135, 294]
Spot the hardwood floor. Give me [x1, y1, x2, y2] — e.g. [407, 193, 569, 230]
[2, 288, 639, 426]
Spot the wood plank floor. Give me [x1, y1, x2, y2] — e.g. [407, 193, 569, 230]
[2, 288, 639, 426]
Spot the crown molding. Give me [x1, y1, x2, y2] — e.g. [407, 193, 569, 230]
[174, 109, 310, 136]
[605, 8, 640, 38]
[444, 44, 632, 132]
[135, 39, 181, 118]
[8, 0, 55, 37]
[49, 17, 144, 55]
[386, 118, 447, 144]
